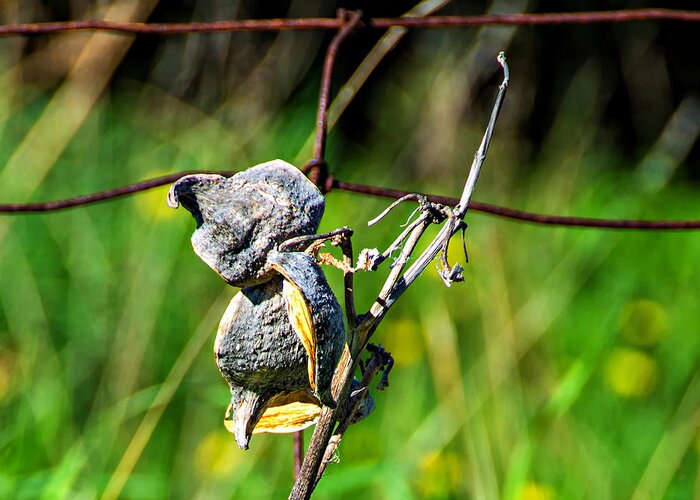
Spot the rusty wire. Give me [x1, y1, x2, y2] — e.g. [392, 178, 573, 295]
[302, 9, 363, 191]
[0, 8, 699, 231]
[1, 172, 699, 230]
[0, 9, 698, 36]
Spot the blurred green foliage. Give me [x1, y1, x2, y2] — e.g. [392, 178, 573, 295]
[1, 1, 699, 499]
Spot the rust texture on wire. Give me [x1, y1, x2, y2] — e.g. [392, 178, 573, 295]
[1, 7, 699, 230]
[0, 9, 699, 36]
[302, 9, 363, 191]
[332, 179, 700, 230]
[1, 172, 699, 230]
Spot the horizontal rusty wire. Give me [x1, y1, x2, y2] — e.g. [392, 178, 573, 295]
[1, 171, 699, 230]
[1, 8, 699, 230]
[0, 9, 698, 37]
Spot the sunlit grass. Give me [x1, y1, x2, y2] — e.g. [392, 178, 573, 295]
[1, 26, 699, 500]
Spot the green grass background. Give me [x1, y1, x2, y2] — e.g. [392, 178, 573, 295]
[1, 11, 699, 500]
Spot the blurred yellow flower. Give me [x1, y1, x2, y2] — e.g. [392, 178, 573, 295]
[194, 430, 244, 478]
[416, 451, 463, 497]
[604, 347, 658, 398]
[519, 482, 555, 500]
[619, 299, 667, 346]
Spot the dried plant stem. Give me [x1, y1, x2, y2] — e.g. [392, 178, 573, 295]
[374, 214, 432, 269]
[367, 193, 424, 226]
[315, 345, 391, 484]
[293, 431, 304, 479]
[371, 214, 434, 323]
[336, 233, 357, 330]
[290, 349, 356, 499]
[280, 227, 357, 328]
[373, 52, 508, 314]
[456, 52, 509, 214]
[290, 52, 509, 500]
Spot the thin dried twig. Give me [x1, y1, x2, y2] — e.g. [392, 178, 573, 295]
[379, 53, 508, 310]
[280, 227, 357, 328]
[374, 212, 431, 271]
[367, 193, 424, 226]
[314, 344, 392, 485]
[293, 432, 304, 479]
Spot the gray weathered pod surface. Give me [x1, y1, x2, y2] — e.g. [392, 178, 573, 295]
[216, 254, 345, 448]
[167, 159, 325, 287]
[168, 160, 346, 449]
[268, 250, 345, 406]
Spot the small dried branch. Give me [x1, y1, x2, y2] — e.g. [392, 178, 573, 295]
[372, 212, 434, 313]
[367, 193, 424, 226]
[457, 51, 509, 215]
[370, 52, 508, 317]
[371, 213, 431, 271]
[437, 214, 467, 287]
[363, 195, 442, 271]
[330, 230, 357, 330]
[278, 227, 353, 253]
[281, 227, 357, 329]
[293, 432, 304, 479]
[290, 52, 509, 500]
[314, 344, 393, 485]
[0, 9, 698, 37]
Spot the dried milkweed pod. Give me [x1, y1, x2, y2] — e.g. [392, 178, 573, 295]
[168, 160, 346, 449]
[217, 251, 345, 448]
[167, 160, 326, 287]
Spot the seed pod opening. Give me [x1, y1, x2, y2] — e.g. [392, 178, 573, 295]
[224, 389, 322, 449]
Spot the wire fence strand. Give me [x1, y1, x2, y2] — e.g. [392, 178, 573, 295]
[1, 8, 699, 230]
[1, 171, 698, 230]
[0, 9, 698, 36]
